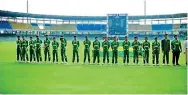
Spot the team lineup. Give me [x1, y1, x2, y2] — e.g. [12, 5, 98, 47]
[16, 34, 184, 66]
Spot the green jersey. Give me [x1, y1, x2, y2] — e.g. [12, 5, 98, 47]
[16, 40, 22, 49]
[152, 41, 160, 51]
[72, 40, 79, 50]
[60, 39, 67, 49]
[44, 39, 50, 48]
[102, 41, 110, 51]
[35, 39, 42, 48]
[29, 40, 35, 50]
[21, 40, 28, 49]
[83, 40, 91, 50]
[171, 39, 181, 51]
[93, 40, 100, 50]
[132, 41, 140, 50]
[122, 40, 130, 50]
[142, 41, 150, 51]
[52, 41, 59, 50]
[111, 41, 119, 50]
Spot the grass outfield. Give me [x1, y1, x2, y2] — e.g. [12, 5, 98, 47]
[0, 41, 187, 94]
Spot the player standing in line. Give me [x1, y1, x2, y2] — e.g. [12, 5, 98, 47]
[171, 35, 182, 66]
[111, 36, 119, 64]
[16, 36, 22, 62]
[52, 37, 59, 63]
[72, 36, 79, 64]
[93, 36, 100, 65]
[35, 35, 42, 63]
[152, 37, 160, 66]
[60, 36, 68, 64]
[102, 36, 110, 65]
[122, 36, 130, 65]
[44, 35, 51, 63]
[142, 37, 150, 65]
[29, 37, 35, 62]
[132, 37, 140, 65]
[161, 34, 170, 66]
[21, 36, 29, 62]
[83, 36, 91, 64]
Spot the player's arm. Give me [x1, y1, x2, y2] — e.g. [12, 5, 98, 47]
[122, 41, 125, 49]
[108, 42, 110, 49]
[171, 40, 174, 51]
[78, 41, 80, 47]
[57, 42, 59, 48]
[168, 40, 171, 51]
[93, 41, 95, 48]
[161, 40, 164, 52]
[89, 41, 91, 47]
[158, 42, 160, 53]
[179, 41, 182, 52]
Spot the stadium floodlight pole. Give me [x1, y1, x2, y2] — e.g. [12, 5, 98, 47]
[144, 0, 146, 24]
[27, 0, 29, 23]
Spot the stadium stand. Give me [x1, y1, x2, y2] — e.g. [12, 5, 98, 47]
[152, 24, 173, 31]
[51, 24, 77, 31]
[173, 24, 180, 29]
[77, 24, 106, 31]
[0, 21, 12, 29]
[31, 23, 40, 30]
[10, 22, 31, 30]
[128, 24, 152, 31]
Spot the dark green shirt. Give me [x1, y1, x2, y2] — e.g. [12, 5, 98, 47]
[93, 40, 100, 50]
[44, 39, 50, 48]
[111, 41, 119, 51]
[171, 39, 181, 51]
[16, 40, 22, 49]
[72, 40, 79, 50]
[35, 39, 42, 48]
[29, 40, 35, 50]
[83, 40, 91, 50]
[60, 39, 67, 49]
[122, 40, 130, 50]
[52, 41, 59, 50]
[102, 41, 110, 51]
[21, 40, 28, 49]
[132, 41, 140, 50]
[152, 41, 160, 51]
[142, 41, 150, 51]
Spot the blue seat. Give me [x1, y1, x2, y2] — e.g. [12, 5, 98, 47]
[0, 21, 12, 29]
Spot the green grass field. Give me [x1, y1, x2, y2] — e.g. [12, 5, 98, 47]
[0, 41, 187, 94]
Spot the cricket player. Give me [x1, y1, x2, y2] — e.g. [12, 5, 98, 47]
[52, 37, 59, 63]
[102, 36, 110, 64]
[60, 36, 68, 63]
[16, 36, 22, 62]
[72, 36, 79, 63]
[93, 36, 100, 64]
[122, 36, 130, 65]
[29, 37, 35, 62]
[183, 37, 188, 65]
[171, 35, 182, 66]
[142, 37, 150, 65]
[35, 35, 42, 62]
[44, 35, 51, 62]
[132, 37, 140, 64]
[21, 36, 29, 62]
[152, 37, 160, 66]
[111, 36, 119, 64]
[161, 34, 170, 65]
[83, 36, 91, 63]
